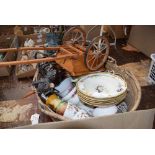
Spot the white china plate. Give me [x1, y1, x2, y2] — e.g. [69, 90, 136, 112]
[77, 73, 127, 99]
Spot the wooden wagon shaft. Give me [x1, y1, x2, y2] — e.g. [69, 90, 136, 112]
[0, 45, 84, 67]
[0, 46, 60, 53]
[0, 54, 76, 67]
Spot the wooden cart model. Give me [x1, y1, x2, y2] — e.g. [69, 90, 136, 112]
[0, 26, 116, 76]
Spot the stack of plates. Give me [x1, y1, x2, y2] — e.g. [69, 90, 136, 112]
[76, 73, 127, 107]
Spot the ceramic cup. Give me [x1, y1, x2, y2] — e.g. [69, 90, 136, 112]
[68, 94, 80, 105]
[73, 109, 90, 120]
[40, 27, 50, 33]
[63, 103, 90, 120]
[78, 101, 94, 116]
[62, 87, 80, 105]
[44, 28, 50, 33]
[55, 77, 73, 98]
[93, 105, 117, 117]
[27, 39, 35, 47]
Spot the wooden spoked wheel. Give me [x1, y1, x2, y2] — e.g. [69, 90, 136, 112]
[62, 27, 86, 46]
[85, 36, 110, 71]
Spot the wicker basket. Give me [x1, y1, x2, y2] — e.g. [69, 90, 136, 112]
[32, 56, 141, 121]
[32, 69, 69, 121]
[105, 57, 141, 111]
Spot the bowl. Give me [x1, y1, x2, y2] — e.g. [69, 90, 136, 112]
[62, 87, 76, 102]
[68, 94, 80, 105]
[93, 105, 118, 117]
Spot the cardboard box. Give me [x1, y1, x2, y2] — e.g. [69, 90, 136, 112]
[0, 35, 18, 77]
[128, 25, 155, 57]
[19, 108, 155, 129]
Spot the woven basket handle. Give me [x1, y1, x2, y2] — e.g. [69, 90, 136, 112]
[107, 56, 117, 65]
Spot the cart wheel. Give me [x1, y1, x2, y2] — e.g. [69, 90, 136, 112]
[62, 27, 86, 46]
[84, 35, 110, 71]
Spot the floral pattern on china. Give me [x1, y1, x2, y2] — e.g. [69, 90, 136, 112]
[77, 73, 127, 99]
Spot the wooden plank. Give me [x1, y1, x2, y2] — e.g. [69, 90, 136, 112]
[60, 47, 76, 56]
[67, 45, 84, 55]
[56, 52, 91, 76]
[74, 44, 86, 52]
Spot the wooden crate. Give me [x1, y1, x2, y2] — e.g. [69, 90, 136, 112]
[18, 33, 46, 46]
[15, 51, 37, 78]
[0, 35, 18, 77]
[15, 34, 46, 78]
[0, 26, 14, 36]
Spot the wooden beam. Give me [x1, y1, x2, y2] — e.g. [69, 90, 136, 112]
[0, 48, 17, 52]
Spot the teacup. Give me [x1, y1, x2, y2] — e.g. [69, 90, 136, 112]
[68, 94, 80, 105]
[62, 87, 76, 101]
[61, 86, 80, 105]
[55, 77, 73, 98]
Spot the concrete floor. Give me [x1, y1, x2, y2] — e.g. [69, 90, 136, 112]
[0, 42, 155, 128]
